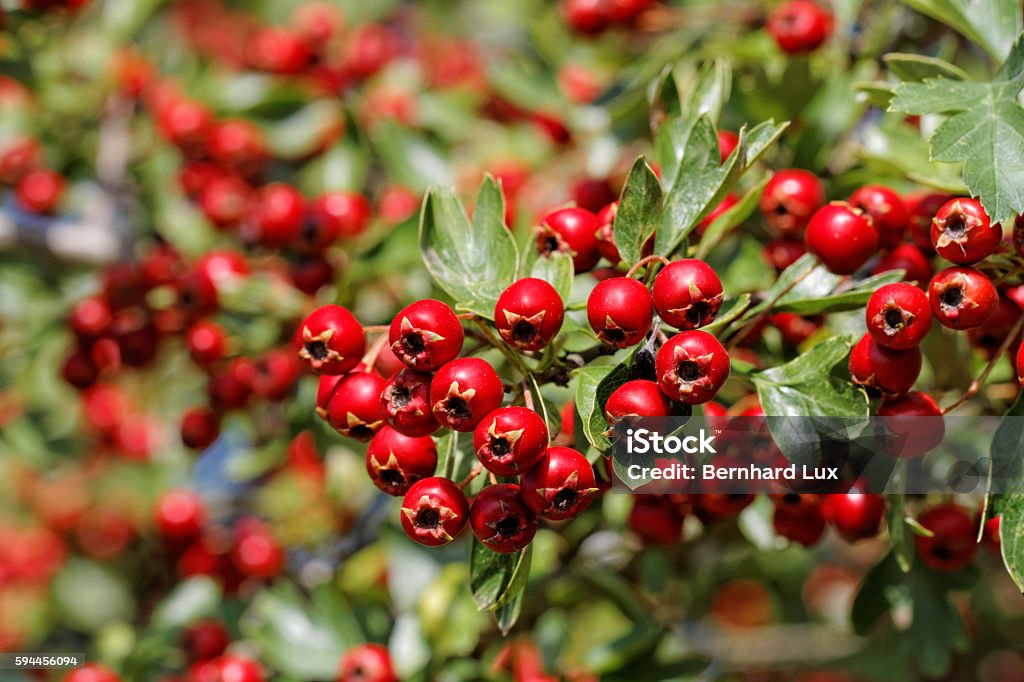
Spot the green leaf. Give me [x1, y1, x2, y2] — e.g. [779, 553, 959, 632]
[993, 394, 1024, 590]
[851, 552, 900, 635]
[574, 354, 637, 454]
[151, 577, 221, 630]
[694, 176, 768, 259]
[613, 157, 663, 267]
[469, 540, 532, 614]
[680, 60, 732, 125]
[883, 53, 969, 82]
[436, 431, 476, 483]
[53, 559, 136, 632]
[265, 100, 345, 160]
[419, 179, 520, 318]
[773, 269, 907, 315]
[898, 0, 1022, 62]
[527, 250, 574, 303]
[375, 121, 454, 192]
[888, 492, 915, 572]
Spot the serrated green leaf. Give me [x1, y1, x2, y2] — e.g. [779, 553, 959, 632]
[419, 180, 520, 317]
[898, 0, 1022, 62]
[527, 250, 574, 302]
[993, 394, 1024, 591]
[614, 157, 663, 266]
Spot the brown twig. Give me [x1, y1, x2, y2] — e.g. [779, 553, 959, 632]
[360, 333, 389, 369]
[460, 463, 484, 490]
[941, 314, 1024, 415]
[626, 255, 671, 279]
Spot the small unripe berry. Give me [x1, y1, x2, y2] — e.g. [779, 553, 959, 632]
[469, 484, 538, 553]
[521, 446, 598, 521]
[389, 299, 464, 371]
[494, 278, 564, 351]
[865, 283, 932, 350]
[400, 477, 470, 546]
[587, 277, 653, 348]
[473, 406, 549, 476]
[652, 259, 724, 330]
[654, 331, 731, 405]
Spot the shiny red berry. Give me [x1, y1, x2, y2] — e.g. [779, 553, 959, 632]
[822, 491, 885, 542]
[247, 27, 311, 74]
[389, 299, 464, 371]
[69, 296, 112, 340]
[16, 168, 66, 214]
[208, 654, 265, 682]
[1018, 342, 1024, 386]
[63, 664, 121, 682]
[628, 496, 684, 545]
[470, 484, 538, 553]
[231, 518, 284, 579]
[430, 358, 504, 432]
[848, 334, 921, 398]
[154, 489, 206, 542]
[878, 391, 944, 458]
[763, 237, 807, 272]
[249, 182, 305, 248]
[652, 259, 724, 330]
[766, 0, 833, 54]
[182, 619, 230, 662]
[655, 331, 731, 405]
[181, 406, 221, 450]
[872, 243, 933, 287]
[849, 185, 909, 251]
[337, 644, 398, 682]
[560, 0, 608, 35]
[773, 500, 826, 547]
[865, 283, 932, 350]
[587, 277, 653, 348]
[595, 201, 621, 264]
[380, 368, 440, 437]
[400, 477, 470, 546]
[297, 305, 366, 375]
[717, 130, 739, 162]
[199, 175, 252, 229]
[915, 503, 977, 572]
[494, 278, 565, 352]
[186, 320, 227, 366]
[805, 202, 878, 275]
[365, 426, 438, 496]
[931, 198, 1000, 264]
[325, 371, 387, 441]
[906, 191, 953, 254]
[308, 191, 372, 239]
[928, 266, 998, 330]
[604, 379, 673, 425]
[207, 120, 266, 179]
[535, 207, 601, 273]
[473, 406, 549, 476]
[521, 446, 598, 521]
[251, 349, 302, 401]
[759, 169, 824, 236]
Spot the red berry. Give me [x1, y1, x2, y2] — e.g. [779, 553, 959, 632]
[231, 518, 284, 579]
[308, 191, 372, 239]
[251, 349, 302, 401]
[249, 182, 305, 248]
[182, 619, 230, 662]
[157, 98, 213, 152]
[208, 358, 255, 410]
[208, 654, 265, 682]
[289, 255, 336, 295]
[494, 278, 565, 351]
[698, 192, 739, 235]
[62, 348, 100, 389]
[63, 664, 121, 682]
[587, 277, 653, 347]
[247, 27, 311, 74]
[430, 358, 504, 431]
[69, 296, 112, 340]
[931, 198, 1000, 264]
[195, 250, 250, 288]
[914, 503, 977, 572]
[560, 0, 609, 35]
[198, 175, 252, 229]
[473, 406, 549, 476]
[906, 191, 954, 254]
[872, 243, 933, 287]
[848, 334, 921, 398]
[865, 283, 932, 350]
[763, 238, 808, 273]
[766, 0, 833, 54]
[604, 379, 673, 425]
[380, 368, 441, 437]
[773, 500, 826, 547]
[181, 407, 221, 450]
[655, 331, 731, 405]
[628, 496, 684, 545]
[186, 320, 228, 366]
[154, 489, 206, 542]
[982, 515, 1001, 555]
[595, 201, 621, 264]
[805, 202, 879, 275]
[389, 299, 464, 371]
[325, 371, 387, 441]
[822, 491, 885, 542]
[337, 644, 398, 682]
[928, 266, 998, 330]
[717, 130, 739, 162]
[297, 305, 366, 375]
[535, 207, 601, 273]
[365, 426, 438, 496]
[1014, 214, 1024, 257]
[571, 177, 616, 213]
[400, 477, 470, 546]
[206, 119, 266, 178]
[878, 391, 944, 458]
[15, 168, 65, 213]
[968, 297, 1022, 358]
[521, 447, 597, 521]
[470, 484, 538, 553]
[849, 185, 909, 251]
[652, 259, 724, 330]
[1018, 342, 1024, 386]
[759, 169, 824, 236]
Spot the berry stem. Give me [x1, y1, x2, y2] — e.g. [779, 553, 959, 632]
[361, 325, 389, 333]
[522, 381, 535, 410]
[456, 312, 476, 320]
[625, 255, 670, 280]
[459, 463, 483, 489]
[941, 314, 1024, 415]
[360, 333, 389, 369]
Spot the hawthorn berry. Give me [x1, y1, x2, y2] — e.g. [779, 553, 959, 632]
[337, 644, 398, 682]
[763, 237, 807, 272]
[652, 259, 724, 330]
[906, 191, 954, 253]
[914, 503, 977, 572]
[247, 27, 311, 75]
[805, 203, 878, 275]
[773, 501, 826, 547]
[759, 169, 824, 236]
[430, 358, 504, 431]
[521, 446, 598, 521]
[15, 168, 65, 213]
[325, 371, 388, 441]
[560, 0, 608, 35]
[878, 391, 944, 458]
[717, 130, 739, 162]
[865, 283, 932, 350]
[771, 312, 820, 347]
[654, 331, 731, 405]
[308, 191, 372, 239]
[208, 358, 255, 410]
[182, 619, 230, 662]
[251, 349, 302, 401]
[380, 368, 440, 437]
[198, 175, 252, 229]
[968, 297, 1022, 358]
[231, 518, 284, 579]
[69, 296, 112, 340]
[849, 185, 909, 251]
[982, 515, 1001, 555]
[154, 489, 206, 543]
[766, 0, 833, 54]
[604, 379, 673, 425]
[928, 266, 998, 330]
[535, 206, 601, 273]
[469, 484, 538, 553]
[1018, 342, 1024, 385]
[931, 198, 1000, 264]
[872, 243, 933, 287]
[389, 299, 464, 371]
[822, 491, 885, 542]
[848, 334, 921, 398]
[297, 305, 366, 375]
[365, 426, 438, 496]
[206, 654, 265, 682]
[249, 182, 305, 248]
[400, 477, 470, 546]
[494, 278, 565, 351]
[587, 277, 653, 347]
[180, 407, 221, 450]
[186, 320, 228, 366]
[62, 349, 99, 389]
[595, 201, 621, 264]
[628, 496, 684, 545]
[473, 406, 549, 476]
[698, 193, 739, 235]
[63, 664, 121, 682]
